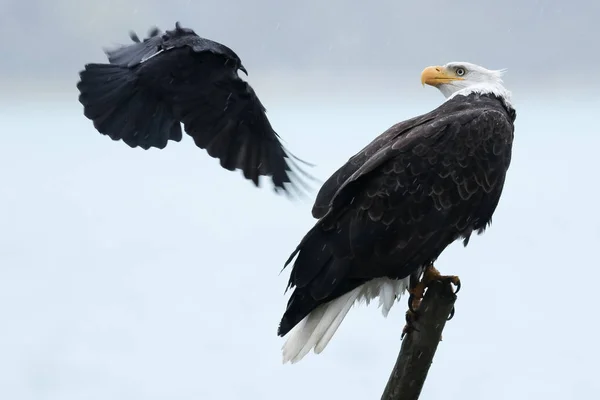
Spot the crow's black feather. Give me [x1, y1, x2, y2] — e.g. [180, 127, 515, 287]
[78, 22, 313, 195]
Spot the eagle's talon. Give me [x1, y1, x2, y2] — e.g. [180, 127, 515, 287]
[436, 274, 461, 293]
[407, 293, 421, 314]
[447, 306, 455, 321]
[401, 324, 411, 339]
[448, 276, 461, 294]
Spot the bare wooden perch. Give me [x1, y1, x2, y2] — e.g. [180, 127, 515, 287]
[381, 280, 458, 400]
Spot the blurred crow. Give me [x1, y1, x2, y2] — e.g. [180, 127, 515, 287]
[77, 22, 312, 195]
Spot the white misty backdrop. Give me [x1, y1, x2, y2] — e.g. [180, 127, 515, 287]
[1, 1, 599, 399]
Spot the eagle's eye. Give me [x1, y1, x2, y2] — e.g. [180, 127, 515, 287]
[455, 67, 466, 76]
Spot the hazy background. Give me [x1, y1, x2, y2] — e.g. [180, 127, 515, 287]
[1, 1, 599, 399]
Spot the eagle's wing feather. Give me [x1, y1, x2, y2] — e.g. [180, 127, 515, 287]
[311, 113, 437, 219]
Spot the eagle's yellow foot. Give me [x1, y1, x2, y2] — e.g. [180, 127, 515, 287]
[423, 264, 461, 293]
[403, 264, 460, 338]
[407, 280, 427, 312]
[407, 264, 461, 314]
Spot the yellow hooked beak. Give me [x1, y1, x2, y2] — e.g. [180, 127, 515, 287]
[420, 65, 464, 87]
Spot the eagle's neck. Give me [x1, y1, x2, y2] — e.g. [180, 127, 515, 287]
[445, 83, 513, 111]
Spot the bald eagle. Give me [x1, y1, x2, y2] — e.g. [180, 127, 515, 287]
[277, 62, 516, 363]
[76, 22, 310, 195]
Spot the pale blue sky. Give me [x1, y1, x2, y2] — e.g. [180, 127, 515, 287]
[2, 1, 600, 399]
[2, 96, 599, 399]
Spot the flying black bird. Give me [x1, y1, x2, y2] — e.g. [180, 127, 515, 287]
[77, 22, 311, 194]
[278, 62, 516, 363]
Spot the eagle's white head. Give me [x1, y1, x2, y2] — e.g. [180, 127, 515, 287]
[421, 61, 512, 106]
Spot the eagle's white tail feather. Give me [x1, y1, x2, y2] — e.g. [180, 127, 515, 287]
[379, 282, 396, 317]
[314, 288, 361, 354]
[281, 277, 412, 364]
[282, 288, 360, 364]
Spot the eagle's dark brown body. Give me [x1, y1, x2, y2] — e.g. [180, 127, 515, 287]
[279, 92, 516, 336]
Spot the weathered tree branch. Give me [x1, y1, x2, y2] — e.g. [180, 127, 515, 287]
[381, 280, 457, 400]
